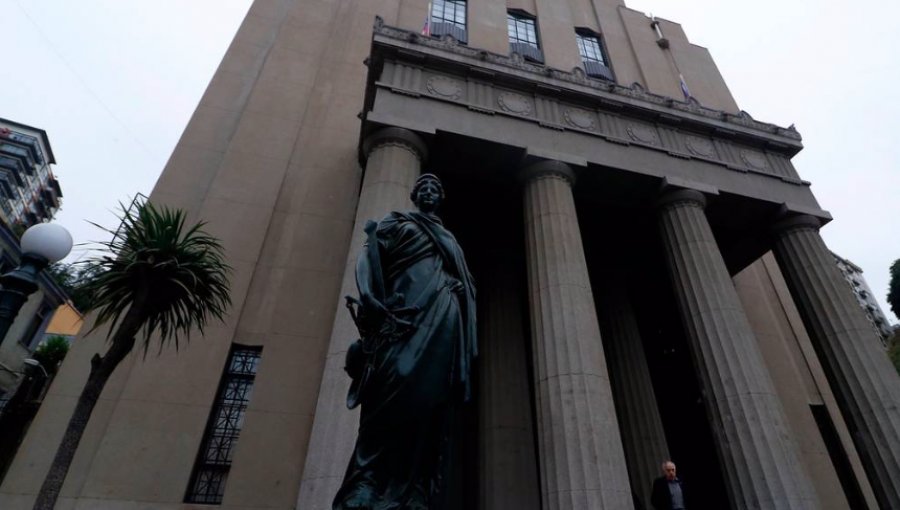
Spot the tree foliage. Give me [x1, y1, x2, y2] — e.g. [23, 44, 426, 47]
[45, 263, 100, 313]
[889, 258, 900, 320]
[31, 335, 70, 374]
[33, 200, 231, 510]
[888, 330, 900, 375]
[79, 201, 232, 353]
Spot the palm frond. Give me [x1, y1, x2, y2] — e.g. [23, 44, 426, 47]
[79, 199, 232, 353]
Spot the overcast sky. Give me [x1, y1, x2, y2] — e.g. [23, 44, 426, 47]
[2, 0, 898, 322]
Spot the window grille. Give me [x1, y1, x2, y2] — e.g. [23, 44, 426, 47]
[185, 346, 262, 505]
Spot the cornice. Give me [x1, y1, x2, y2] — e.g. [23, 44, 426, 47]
[371, 17, 803, 155]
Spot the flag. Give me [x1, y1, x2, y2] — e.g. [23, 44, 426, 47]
[422, 1, 432, 36]
[679, 74, 691, 101]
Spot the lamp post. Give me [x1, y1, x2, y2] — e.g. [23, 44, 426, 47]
[0, 223, 72, 344]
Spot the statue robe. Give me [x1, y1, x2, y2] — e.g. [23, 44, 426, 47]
[333, 210, 477, 510]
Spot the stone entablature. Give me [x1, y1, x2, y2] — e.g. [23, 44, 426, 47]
[371, 18, 802, 147]
[379, 57, 802, 183]
[364, 19, 830, 221]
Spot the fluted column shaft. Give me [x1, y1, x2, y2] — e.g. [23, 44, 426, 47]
[597, 286, 669, 509]
[478, 251, 540, 510]
[296, 127, 425, 510]
[773, 215, 900, 510]
[657, 189, 814, 510]
[521, 160, 633, 510]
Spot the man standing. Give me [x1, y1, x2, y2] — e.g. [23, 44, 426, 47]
[651, 460, 686, 510]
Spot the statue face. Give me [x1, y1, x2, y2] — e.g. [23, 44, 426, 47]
[414, 180, 442, 213]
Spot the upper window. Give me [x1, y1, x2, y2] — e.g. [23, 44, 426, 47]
[508, 12, 538, 47]
[430, 0, 468, 43]
[576, 32, 606, 65]
[508, 11, 543, 63]
[575, 30, 614, 81]
[432, 0, 465, 28]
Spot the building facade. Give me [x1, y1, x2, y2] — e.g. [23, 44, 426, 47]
[833, 252, 895, 343]
[3, 1, 900, 509]
[0, 119, 62, 231]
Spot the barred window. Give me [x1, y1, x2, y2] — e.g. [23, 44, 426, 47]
[576, 32, 606, 65]
[185, 346, 262, 505]
[507, 12, 538, 47]
[432, 0, 465, 28]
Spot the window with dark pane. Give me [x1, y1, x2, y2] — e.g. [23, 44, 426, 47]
[575, 29, 614, 81]
[576, 32, 606, 65]
[432, 0, 465, 28]
[507, 13, 538, 46]
[185, 345, 262, 505]
[507, 11, 543, 63]
[430, 0, 468, 43]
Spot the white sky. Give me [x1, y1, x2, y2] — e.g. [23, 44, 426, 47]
[2, 0, 898, 322]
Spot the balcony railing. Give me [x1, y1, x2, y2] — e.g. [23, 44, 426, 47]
[510, 42, 544, 63]
[583, 60, 614, 82]
[430, 21, 467, 44]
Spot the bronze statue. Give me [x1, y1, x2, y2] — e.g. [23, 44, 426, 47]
[334, 174, 477, 510]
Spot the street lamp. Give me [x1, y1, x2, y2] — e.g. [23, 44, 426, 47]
[22, 358, 49, 379]
[0, 223, 72, 343]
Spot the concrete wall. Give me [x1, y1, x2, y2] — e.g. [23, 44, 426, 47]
[735, 253, 879, 510]
[0, 1, 761, 508]
[0, 292, 46, 393]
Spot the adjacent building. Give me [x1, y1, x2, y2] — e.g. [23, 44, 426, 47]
[3, 1, 900, 509]
[834, 252, 895, 343]
[0, 118, 68, 396]
[0, 119, 62, 231]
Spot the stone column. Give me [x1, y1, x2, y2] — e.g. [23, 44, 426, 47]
[520, 160, 633, 510]
[296, 127, 425, 510]
[478, 249, 540, 510]
[657, 188, 815, 510]
[596, 285, 669, 508]
[772, 214, 900, 510]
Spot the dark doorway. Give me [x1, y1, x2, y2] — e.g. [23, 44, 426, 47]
[577, 177, 732, 510]
[430, 133, 535, 510]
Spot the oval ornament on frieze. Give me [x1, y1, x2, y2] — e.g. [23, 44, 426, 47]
[563, 108, 596, 130]
[740, 149, 769, 170]
[497, 91, 532, 116]
[425, 76, 463, 100]
[626, 123, 660, 146]
[685, 136, 716, 158]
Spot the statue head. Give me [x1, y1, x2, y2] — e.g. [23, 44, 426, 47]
[410, 173, 444, 213]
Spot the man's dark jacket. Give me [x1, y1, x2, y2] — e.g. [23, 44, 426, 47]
[650, 476, 686, 510]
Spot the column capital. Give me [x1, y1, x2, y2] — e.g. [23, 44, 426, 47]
[518, 159, 576, 186]
[772, 213, 821, 236]
[362, 127, 428, 162]
[656, 187, 707, 210]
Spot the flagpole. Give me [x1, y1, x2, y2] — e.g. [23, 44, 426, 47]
[423, 1, 433, 36]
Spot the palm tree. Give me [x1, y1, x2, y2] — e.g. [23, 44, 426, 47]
[33, 200, 231, 510]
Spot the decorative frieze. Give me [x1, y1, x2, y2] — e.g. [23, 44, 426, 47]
[497, 90, 533, 117]
[377, 57, 803, 183]
[562, 107, 597, 131]
[625, 121, 660, 146]
[685, 135, 716, 158]
[425, 75, 463, 100]
[467, 80, 495, 114]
